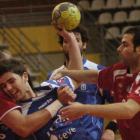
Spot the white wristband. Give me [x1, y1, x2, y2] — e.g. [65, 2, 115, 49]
[45, 100, 63, 118]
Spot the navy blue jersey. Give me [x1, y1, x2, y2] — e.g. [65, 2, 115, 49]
[18, 77, 92, 140]
[0, 123, 17, 140]
[49, 113, 94, 140]
[47, 58, 113, 140]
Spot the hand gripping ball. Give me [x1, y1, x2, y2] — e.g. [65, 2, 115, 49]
[52, 2, 81, 31]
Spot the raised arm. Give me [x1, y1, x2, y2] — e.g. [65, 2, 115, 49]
[51, 23, 83, 89]
[51, 23, 83, 71]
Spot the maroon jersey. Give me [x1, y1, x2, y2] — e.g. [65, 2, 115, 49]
[0, 89, 21, 120]
[98, 62, 140, 140]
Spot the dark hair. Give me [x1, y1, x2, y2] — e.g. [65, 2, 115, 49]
[124, 26, 140, 51]
[0, 59, 26, 77]
[0, 51, 7, 60]
[58, 24, 90, 45]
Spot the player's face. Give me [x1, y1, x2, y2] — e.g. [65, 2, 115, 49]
[117, 34, 139, 67]
[62, 32, 86, 61]
[0, 72, 29, 101]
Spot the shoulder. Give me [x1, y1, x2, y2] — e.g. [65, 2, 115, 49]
[0, 96, 21, 120]
[83, 58, 105, 70]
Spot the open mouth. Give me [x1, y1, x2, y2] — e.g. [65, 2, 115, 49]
[11, 90, 18, 97]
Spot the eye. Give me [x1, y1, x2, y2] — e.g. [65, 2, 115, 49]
[9, 80, 15, 84]
[0, 84, 6, 89]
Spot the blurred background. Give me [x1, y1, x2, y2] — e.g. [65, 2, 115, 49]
[0, 0, 139, 89]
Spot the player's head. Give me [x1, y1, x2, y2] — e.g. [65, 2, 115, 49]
[117, 26, 140, 66]
[58, 24, 90, 61]
[0, 59, 26, 77]
[0, 59, 29, 101]
[58, 24, 90, 47]
[123, 26, 140, 51]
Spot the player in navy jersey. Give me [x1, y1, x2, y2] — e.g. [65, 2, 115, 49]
[53, 26, 140, 140]
[0, 24, 94, 140]
[0, 52, 68, 140]
[47, 24, 117, 140]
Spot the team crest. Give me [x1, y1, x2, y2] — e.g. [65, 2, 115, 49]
[81, 83, 86, 90]
[57, 79, 65, 83]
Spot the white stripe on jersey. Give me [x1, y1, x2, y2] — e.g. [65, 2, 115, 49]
[83, 60, 98, 70]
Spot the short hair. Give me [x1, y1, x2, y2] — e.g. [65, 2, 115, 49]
[58, 24, 90, 45]
[124, 26, 140, 51]
[0, 51, 7, 60]
[0, 59, 26, 77]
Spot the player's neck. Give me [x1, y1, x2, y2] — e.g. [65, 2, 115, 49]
[129, 62, 140, 74]
[23, 87, 37, 100]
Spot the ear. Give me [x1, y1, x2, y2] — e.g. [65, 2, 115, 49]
[83, 42, 87, 50]
[22, 72, 28, 83]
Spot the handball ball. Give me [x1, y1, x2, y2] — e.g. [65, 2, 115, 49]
[52, 2, 81, 31]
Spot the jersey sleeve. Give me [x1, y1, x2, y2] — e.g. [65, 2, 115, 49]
[98, 66, 114, 91]
[128, 75, 140, 104]
[0, 91, 21, 120]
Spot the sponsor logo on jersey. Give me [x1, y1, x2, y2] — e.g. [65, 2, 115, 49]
[58, 128, 76, 140]
[48, 114, 76, 140]
[57, 79, 64, 83]
[38, 98, 53, 110]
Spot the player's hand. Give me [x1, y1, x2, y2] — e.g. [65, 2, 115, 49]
[59, 101, 85, 123]
[57, 84, 76, 105]
[50, 70, 63, 80]
[51, 22, 75, 43]
[101, 129, 115, 140]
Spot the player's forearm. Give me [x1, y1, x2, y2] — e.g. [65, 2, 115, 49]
[23, 109, 52, 136]
[68, 36, 83, 71]
[2, 109, 52, 137]
[61, 70, 99, 84]
[84, 99, 139, 119]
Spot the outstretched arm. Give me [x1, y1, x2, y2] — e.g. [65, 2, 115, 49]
[52, 69, 99, 85]
[59, 98, 140, 123]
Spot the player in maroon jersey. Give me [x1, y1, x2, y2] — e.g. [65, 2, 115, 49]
[52, 26, 140, 140]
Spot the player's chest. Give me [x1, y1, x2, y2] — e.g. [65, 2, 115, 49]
[114, 75, 134, 102]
